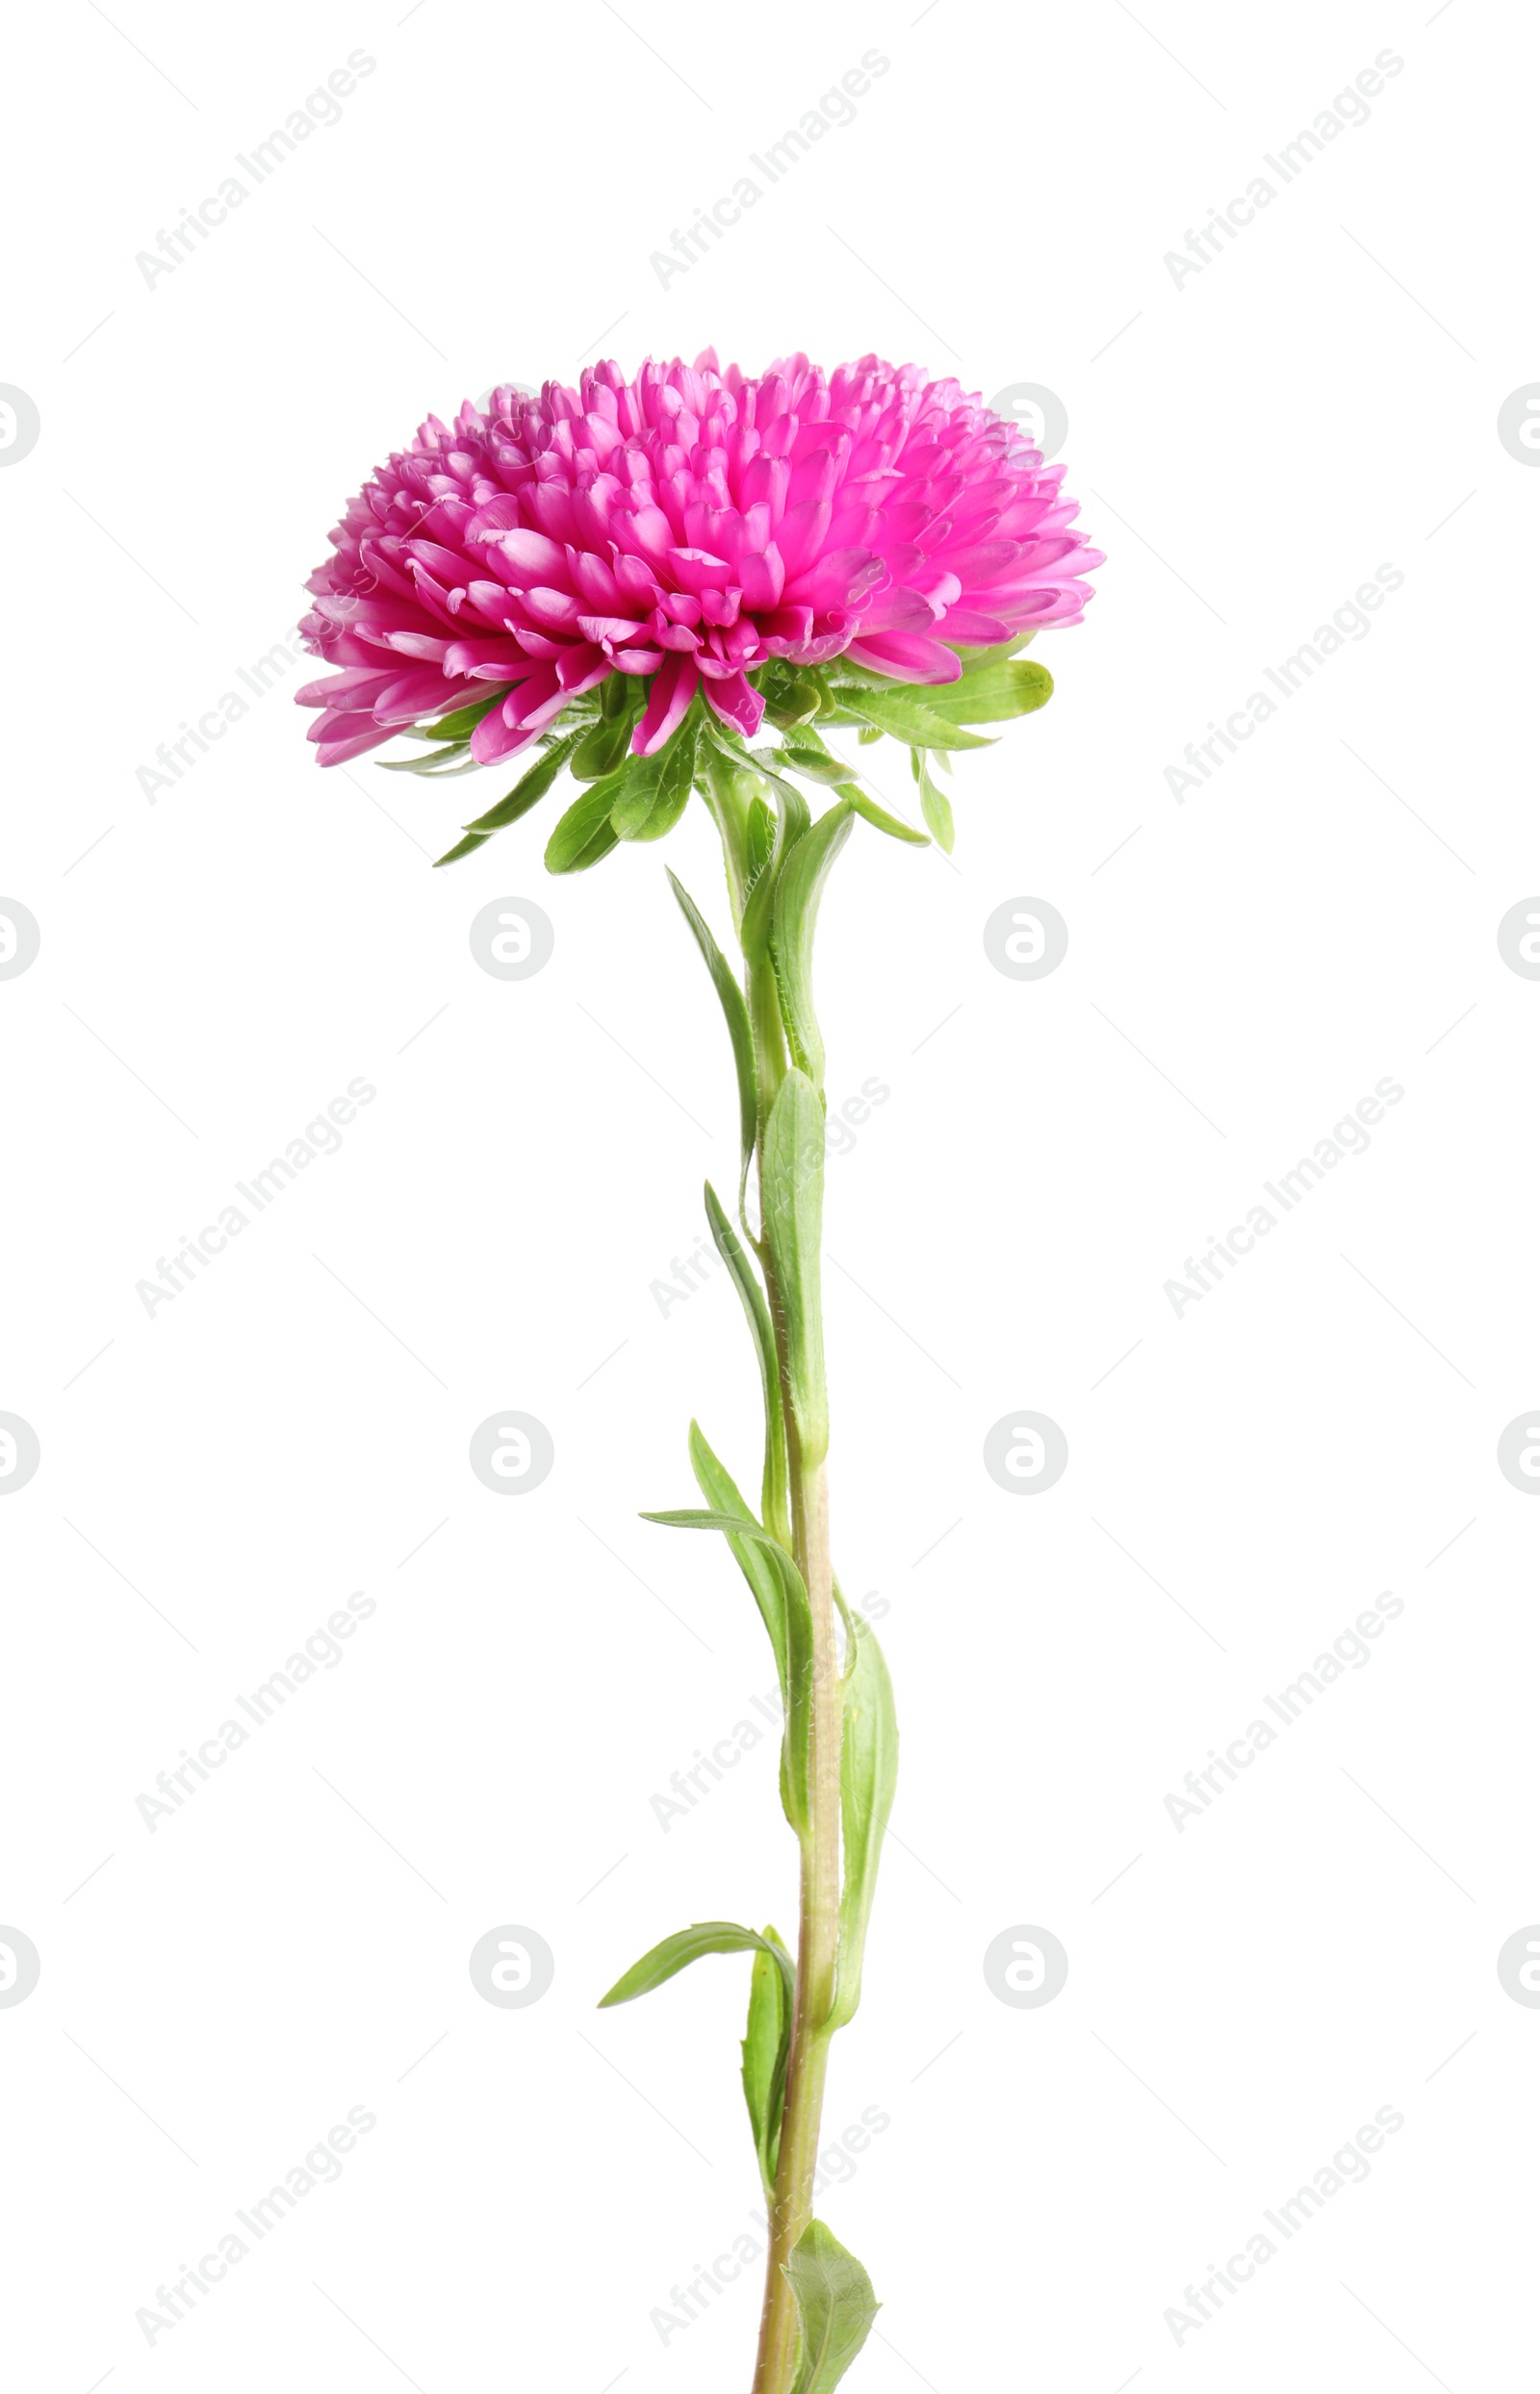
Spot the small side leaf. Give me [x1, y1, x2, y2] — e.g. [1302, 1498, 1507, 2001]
[760, 1069, 828, 1468]
[828, 1612, 898, 2031]
[687, 1420, 788, 1700]
[774, 729, 852, 788]
[599, 1920, 794, 2010]
[703, 1186, 790, 1545]
[746, 797, 776, 892]
[669, 878, 757, 1211]
[742, 1923, 792, 2200]
[842, 783, 929, 847]
[711, 720, 810, 965]
[640, 1504, 814, 1834]
[911, 750, 955, 854]
[770, 802, 854, 1090]
[784, 2220, 880, 2394]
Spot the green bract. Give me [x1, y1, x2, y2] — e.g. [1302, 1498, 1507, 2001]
[383, 631, 1065, 2394]
[402, 635, 1054, 873]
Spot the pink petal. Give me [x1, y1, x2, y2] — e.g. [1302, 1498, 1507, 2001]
[703, 671, 764, 739]
[632, 655, 699, 754]
[841, 632, 962, 683]
[444, 637, 528, 680]
[471, 706, 541, 764]
[737, 547, 784, 610]
[316, 722, 398, 766]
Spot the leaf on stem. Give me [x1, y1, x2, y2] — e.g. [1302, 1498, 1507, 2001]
[768, 727, 851, 788]
[702, 721, 811, 964]
[770, 802, 854, 1090]
[741, 1923, 792, 2199]
[669, 882, 757, 1211]
[639, 1501, 814, 1835]
[686, 1420, 789, 1699]
[828, 1609, 898, 2031]
[840, 783, 929, 847]
[784, 2220, 881, 2394]
[702, 1186, 789, 1544]
[910, 749, 955, 854]
[598, 1920, 794, 2009]
[746, 796, 776, 893]
[760, 1069, 828, 1468]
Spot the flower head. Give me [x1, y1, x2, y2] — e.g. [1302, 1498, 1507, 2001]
[297, 352, 1101, 770]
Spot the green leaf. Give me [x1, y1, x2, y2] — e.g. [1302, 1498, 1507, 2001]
[603, 747, 660, 835]
[742, 1925, 792, 2200]
[843, 784, 929, 846]
[615, 713, 698, 841]
[419, 690, 511, 742]
[740, 741, 824, 818]
[773, 728, 852, 788]
[697, 739, 758, 938]
[378, 741, 478, 777]
[746, 796, 775, 892]
[640, 1503, 814, 1834]
[669, 879, 757, 1210]
[545, 770, 624, 872]
[828, 1611, 898, 2030]
[702, 1186, 790, 1545]
[770, 803, 854, 1091]
[910, 750, 955, 854]
[760, 670, 824, 731]
[570, 710, 634, 782]
[760, 1068, 828, 1468]
[703, 722, 811, 964]
[826, 682, 994, 752]
[784, 2221, 880, 2394]
[920, 656, 1054, 725]
[462, 727, 585, 836]
[687, 1419, 788, 1699]
[432, 828, 493, 868]
[599, 1920, 794, 2010]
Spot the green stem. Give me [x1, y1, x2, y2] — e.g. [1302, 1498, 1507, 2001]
[746, 948, 842, 2394]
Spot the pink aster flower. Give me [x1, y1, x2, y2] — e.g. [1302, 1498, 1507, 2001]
[296, 352, 1101, 769]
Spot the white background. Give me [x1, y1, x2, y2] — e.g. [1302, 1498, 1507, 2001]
[4, 1, 1537, 2387]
